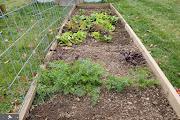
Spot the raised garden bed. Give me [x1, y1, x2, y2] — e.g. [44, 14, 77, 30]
[26, 3, 180, 120]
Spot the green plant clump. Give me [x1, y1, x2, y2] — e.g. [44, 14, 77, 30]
[67, 15, 92, 31]
[91, 32, 101, 40]
[134, 68, 159, 88]
[91, 32, 112, 42]
[56, 32, 73, 46]
[129, 67, 159, 89]
[56, 31, 87, 46]
[105, 75, 130, 92]
[61, 11, 118, 45]
[37, 59, 104, 105]
[90, 12, 118, 31]
[37, 60, 159, 105]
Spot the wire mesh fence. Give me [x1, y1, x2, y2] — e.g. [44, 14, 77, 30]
[0, 0, 75, 113]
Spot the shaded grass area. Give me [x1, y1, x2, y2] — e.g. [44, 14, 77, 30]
[108, 0, 180, 87]
[0, 2, 66, 113]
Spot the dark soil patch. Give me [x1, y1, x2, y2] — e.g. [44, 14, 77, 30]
[27, 86, 178, 120]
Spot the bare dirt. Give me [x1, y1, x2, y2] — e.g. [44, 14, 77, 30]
[27, 86, 177, 120]
[27, 8, 178, 120]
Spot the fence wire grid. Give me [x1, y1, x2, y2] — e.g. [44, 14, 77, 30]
[0, 0, 75, 113]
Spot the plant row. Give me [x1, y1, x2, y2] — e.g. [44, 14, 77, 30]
[56, 10, 119, 46]
[37, 59, 158, 105]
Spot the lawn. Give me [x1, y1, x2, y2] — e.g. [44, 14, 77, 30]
[0, 2, 69, 113]
[108, 0, 180, 88]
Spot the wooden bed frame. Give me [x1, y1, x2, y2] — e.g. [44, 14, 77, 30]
[15, 3, 180, 120]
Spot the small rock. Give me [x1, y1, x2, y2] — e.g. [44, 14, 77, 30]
[152, 101, 158, 105]
[62, 46, 72, 50]
[107, 117, 113, 120]
[145, 97, 149, 101]
[129, 94, 133, 98]
[72, 106, 77, 109]
[75, 97, 80, 101]
[127, 102, 133, 105]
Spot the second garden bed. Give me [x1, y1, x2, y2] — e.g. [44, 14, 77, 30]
[27, 4, 178, 120]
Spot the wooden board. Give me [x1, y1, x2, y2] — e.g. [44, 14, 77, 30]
[44, 40, 58, 65]
[19, 80, 37, 120]
[109, 3, 180, 118]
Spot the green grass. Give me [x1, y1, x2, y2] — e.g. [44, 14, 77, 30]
[108, 0, 180, 88]
[0, 2, 68, 113]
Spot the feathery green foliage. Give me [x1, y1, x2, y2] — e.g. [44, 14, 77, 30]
[105, 75, 130, 92]
[130, 67, 159, 88]
[37, 60, 159, 105]
[37, 59, 104, 104]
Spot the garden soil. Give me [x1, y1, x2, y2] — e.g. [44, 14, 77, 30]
[27, 86, 177, 120]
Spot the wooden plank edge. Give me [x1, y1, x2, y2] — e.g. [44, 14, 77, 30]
[44, 41, 58, 65]
[44, 5, 76, 66]
[109, 3, 180, 118]
[18, 5, 77, 120]
[19, 80, 37, 120]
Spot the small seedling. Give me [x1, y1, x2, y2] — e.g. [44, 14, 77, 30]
[79, 9, 85, 15]
[91, 32, 101, 40]
[103, 35, 112, 42]
[91, 32, 112, 42]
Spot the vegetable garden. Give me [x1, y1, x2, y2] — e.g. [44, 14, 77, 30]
[27, 4, 178, 120]
[0, 1, 179, 120]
